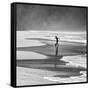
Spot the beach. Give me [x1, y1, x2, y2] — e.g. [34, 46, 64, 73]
[16, 31, 87, 86]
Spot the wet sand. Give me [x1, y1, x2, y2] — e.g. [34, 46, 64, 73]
[16, 37, 87, 86]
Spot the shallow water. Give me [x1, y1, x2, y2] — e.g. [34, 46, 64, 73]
[16, 31, 87, 86]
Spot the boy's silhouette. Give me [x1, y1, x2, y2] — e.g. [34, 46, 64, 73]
[54, 36, 59, 68]
[55, 36, 59, 56]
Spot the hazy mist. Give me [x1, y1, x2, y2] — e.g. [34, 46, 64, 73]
[16, 4, 87, 32]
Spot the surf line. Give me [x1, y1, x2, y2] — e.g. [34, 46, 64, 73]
[44, 77, 62, 82]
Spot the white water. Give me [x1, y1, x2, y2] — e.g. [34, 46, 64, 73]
[61, 55, 87, 68]
[44, 71, 86, 83]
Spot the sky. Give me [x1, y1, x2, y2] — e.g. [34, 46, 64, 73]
[16, 4, 87, 32]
